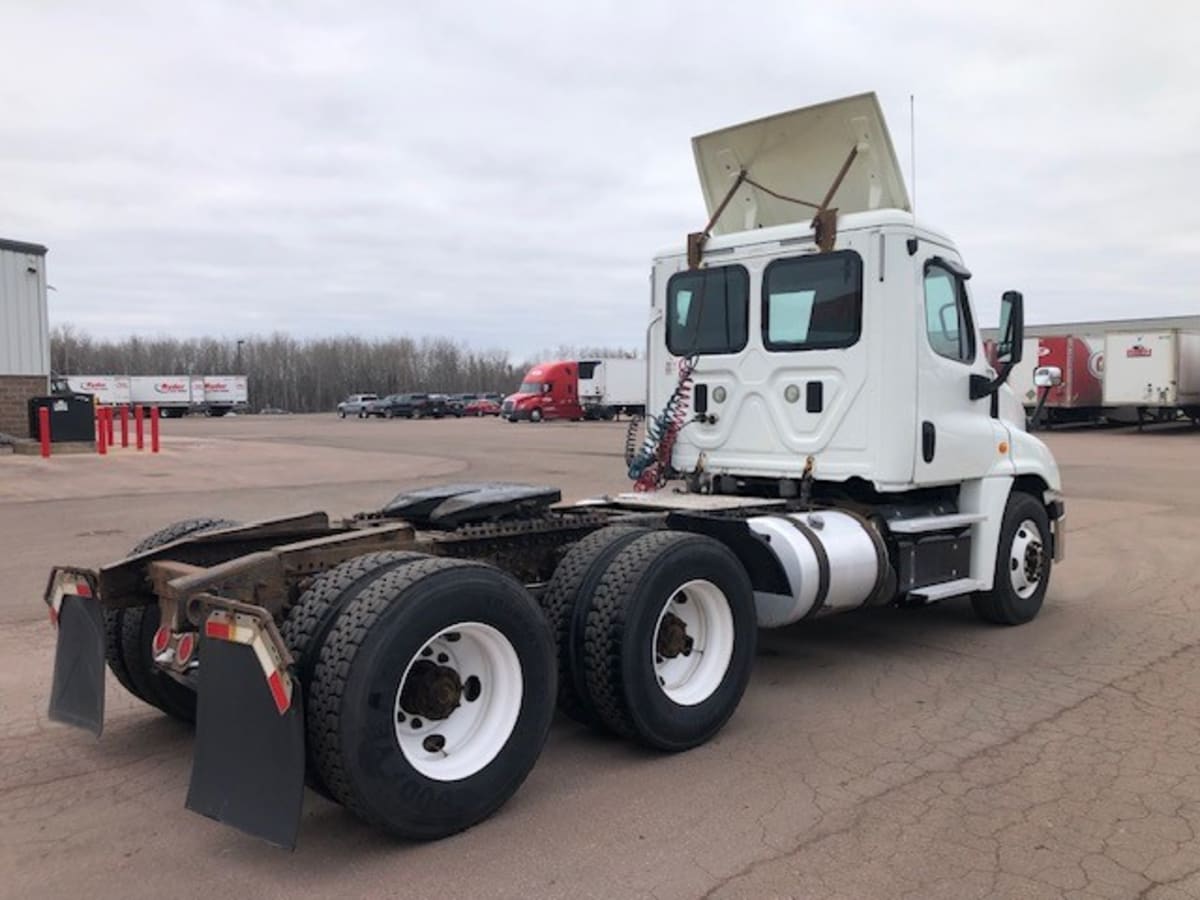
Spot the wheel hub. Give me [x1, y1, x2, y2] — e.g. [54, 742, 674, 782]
[1023, 542, 1043, 583]
[399, 660, 463, 720]
[656, 611, 693, 659]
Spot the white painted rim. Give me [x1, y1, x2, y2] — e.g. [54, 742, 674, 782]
[652, 579, 735, 706]
[1009, 518, 1045, 599]
[393, 621, 523, 782]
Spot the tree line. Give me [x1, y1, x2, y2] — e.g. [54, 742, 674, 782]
[50, 326, 638, 413]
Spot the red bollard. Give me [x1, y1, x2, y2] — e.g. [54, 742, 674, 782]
[135, 405, 145, 450]
[105, 407, 114, 446]
[120, 406, 129, 448]
[97, 409, 108, 455]
[39, 407, 51, 458]
[150, 406, 160, 453]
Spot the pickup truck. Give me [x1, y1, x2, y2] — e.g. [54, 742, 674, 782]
[336, 394, 377, 418]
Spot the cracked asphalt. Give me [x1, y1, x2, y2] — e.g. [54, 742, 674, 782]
[2, 416, 1199, 899]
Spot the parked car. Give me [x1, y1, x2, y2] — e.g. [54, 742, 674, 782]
[464, 397, 502, 417]
[438, 393, 468, 417]
[398, 393, 446, 419]
[364, 395, 416, 419]
[337, 394, 378, 418]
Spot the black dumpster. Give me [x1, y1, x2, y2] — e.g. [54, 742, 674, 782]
[28, 394, 95, 442]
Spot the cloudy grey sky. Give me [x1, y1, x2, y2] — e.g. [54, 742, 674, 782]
[2, 1, 1197, 357]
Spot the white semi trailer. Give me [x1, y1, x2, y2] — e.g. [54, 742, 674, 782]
[1102, 330, 1200, 427]
[58, 375, 132, 407]
[42, 93, 1062, 849]
[578, 357, 646, 419]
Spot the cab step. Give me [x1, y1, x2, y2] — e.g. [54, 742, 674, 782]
[908, 578, 986, 602]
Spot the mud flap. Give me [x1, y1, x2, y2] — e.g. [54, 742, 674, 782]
[48, 594, 107, 736]
[186, 638, 305, 849]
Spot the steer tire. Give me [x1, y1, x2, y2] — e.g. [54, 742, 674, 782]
[539, 525, 650, 726]
[309, 557, 555, 839]
[529, 409, 543, 423]
[972, 492, 1052, 626]
[109, 517, 239, 722]
[581, 531, 756, 751]
[280, 550, 429, 798]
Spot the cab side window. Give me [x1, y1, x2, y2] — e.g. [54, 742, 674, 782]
[923, 264, 975, 363]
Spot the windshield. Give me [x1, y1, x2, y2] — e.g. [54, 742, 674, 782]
[517, 381, 542, 394]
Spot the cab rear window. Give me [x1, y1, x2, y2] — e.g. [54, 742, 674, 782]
[762, 251, 863, 351]
[666, 265, 749, 356]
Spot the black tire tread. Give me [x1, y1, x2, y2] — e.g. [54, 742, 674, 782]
[581, 530, 696, 740]
[309, 556, 473, 823]
[971, 492, 1051, 626]
[281, 550, 429, 797]
[539, 526, 648, 724]
[113, 517, 238, 718]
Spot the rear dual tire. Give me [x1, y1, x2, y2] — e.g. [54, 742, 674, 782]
[543, 529, 757, 751]
[305, 557, 555, 839]
[103, 517, 240, 723]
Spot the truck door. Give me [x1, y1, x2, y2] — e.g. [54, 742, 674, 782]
[914, 257, 1003, 484]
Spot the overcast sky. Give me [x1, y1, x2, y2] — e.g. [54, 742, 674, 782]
[2, 1, 1197, 358]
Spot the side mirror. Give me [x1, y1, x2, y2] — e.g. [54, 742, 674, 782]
[996, 290, 1024, 365]
[1034, 366, 1063, 388]
[970, 289, 1026, 403]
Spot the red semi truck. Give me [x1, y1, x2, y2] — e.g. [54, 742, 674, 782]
[503, 358, 646, 422]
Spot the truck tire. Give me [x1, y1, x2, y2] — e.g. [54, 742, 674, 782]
[581, 531, 756, 751]
[539, 526, 650, 725]
[972, 492, 1052, 626]
[309, 557, 555, 839]
[529, 408, 543, 423]
[108, 517, 239, 722]
[280, 550, 429, 797]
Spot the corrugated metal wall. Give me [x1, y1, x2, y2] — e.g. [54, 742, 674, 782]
[0, 242, 50, 376]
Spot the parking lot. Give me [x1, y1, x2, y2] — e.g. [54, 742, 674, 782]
[3, 415, 1200, 899]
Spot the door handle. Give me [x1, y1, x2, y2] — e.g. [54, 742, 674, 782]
[921, 421, 936, 463]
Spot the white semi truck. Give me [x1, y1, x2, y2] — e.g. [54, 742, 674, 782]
[42, 93, 1062, 849]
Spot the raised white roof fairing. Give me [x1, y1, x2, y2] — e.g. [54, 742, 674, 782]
[692, 92, 911, 235]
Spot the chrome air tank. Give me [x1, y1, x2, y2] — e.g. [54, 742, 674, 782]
[746, 511, 887, 627]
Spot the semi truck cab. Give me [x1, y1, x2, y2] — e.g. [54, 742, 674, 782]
[642, 92, 1062, 606]
[503, 360, 580, 422]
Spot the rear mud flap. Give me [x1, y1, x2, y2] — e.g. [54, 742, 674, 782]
[186, 638, 305, 849]
[48, 595, 106, 736]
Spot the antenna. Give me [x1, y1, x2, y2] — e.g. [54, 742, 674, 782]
[909, 94, 917, 217]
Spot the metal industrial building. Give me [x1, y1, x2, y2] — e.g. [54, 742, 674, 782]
[0, 238, 50, 438]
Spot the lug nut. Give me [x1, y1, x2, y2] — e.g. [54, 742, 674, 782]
[423, 734, 446, 753]
[464, 676, 481, 702]
[411, 717, 423, 729]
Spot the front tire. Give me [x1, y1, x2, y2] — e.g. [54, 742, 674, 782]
[529, 408, 543, 423]
[972, 492, 1052, 625]
[581, 531, 756, 751]
[309, 558, 555, 839]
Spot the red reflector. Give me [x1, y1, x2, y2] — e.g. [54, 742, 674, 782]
[74, 582, 92, 598]
[152, 626, 170, 655]
[266, 670, 290, 714]
[176, 632, 195, 664]
[205, 620, 233, 641]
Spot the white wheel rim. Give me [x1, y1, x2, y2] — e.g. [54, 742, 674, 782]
[1009, 518, 1045, 599]
[651, 579, 735, 706]
[393, 622, 523, 782]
